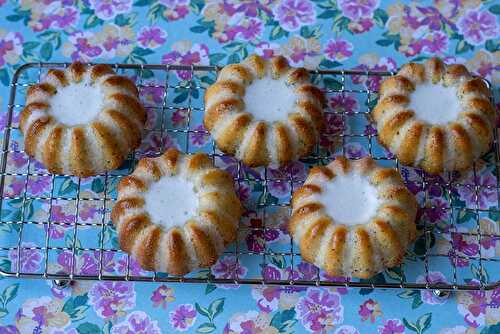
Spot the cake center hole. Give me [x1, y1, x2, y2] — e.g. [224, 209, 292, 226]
[49, 80, 104, 126]
[144, 176, 198, 229]
[243, 75, 296, 122]
[321, 172, 380, 226]
[408, 82, 461, 125]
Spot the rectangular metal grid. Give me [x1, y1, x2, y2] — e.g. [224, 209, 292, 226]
[0, 62, 498, 291]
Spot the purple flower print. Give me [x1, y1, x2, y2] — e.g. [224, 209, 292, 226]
[8, 242, 42, 273]
[458, 172, 497, 209]
[358, 298, 382, 322]
[27, 176, 51, 195]
[89, 0, 133, 20]
[162, 41, 210, 80]
[296, 288, 344, 332]
[116, 255, 148, 276]
[0, 30, 23, 67]
[88, 281, 136, 319]
[57, 251, 107, 276]
[449, 231, 479, 267]
[416, 271, 449, 305]
[424, 198, 449, 224]
[345, 142, 367, 159]
[335, 325, 360, 334]
[0, 325, 20, 334]
[422, 31, 449, 55]
[320, 113, 345, 151]
[212, 255, 247, 289]
[111, 311, 161, 334]
[378, 319, 405, 334]
[15, 297, 70, 334]
[254, 41, 280, 59]
[138, 26, 167, 49]
[273, 0, 316, 32]
[324, 39, 353, 62]
[267, 162, 307, 198]
[171, 108, 189, 127]
[151, 285, 175, 309]
[458, 9, 499, 46]
[223, 311, 275, 333]
[169, 304, 196, 331]
[190, 125, 210, 147]
[338, 0, 379, 21]
[46, 223, 70, 240]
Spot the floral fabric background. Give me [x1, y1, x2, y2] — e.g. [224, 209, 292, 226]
[0, 0, 499, 333]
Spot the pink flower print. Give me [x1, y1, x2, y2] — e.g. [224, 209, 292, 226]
[320, 113, 345, 151]
[162, 41, 210, 80]
[111, 311, 161, 334]
[78, 202, 102, 221]
[138, 26, 167, 49]
[273, 0, 316, 32]
[169, 304, 196, 331]
[348, 17, 375, 34]
[378, 319, 405, 334]
[190, 125, 210, 147]
[159, 0, 190, 21]
[457, 280, 499, 328]
[141, 84, 165, 107]
[46, 223, 70, 239]
[324, 39, 353, 62]
[254, 41, 280, 59]
[151, 285, 175, 309]
[246, 229, 280, 253]
[458, 9, 499, 46]
[225, 17, 263, 42]
[88, 281, 136, 319]
[449, 232, 479, 267]
[212, 255, 247, 288]
[458, 172, 497, 209]
[171, 108, 189, 127]
[64, 31, 102, 61]
[358, 298, 382, 322]
[296, 288, 344, 332]
[8, 242, 42, 273]
[338, 0, 379, 21]
[15, 297, 70, 334]
[51, 205, 75, 224]
[416, 271, 449, 305]
[0, 31, 23, 67]
[421, 31, 449, 55]
[237, 183, 251, 203]
[330, 93, 359, 114]
[28, 2, 80, 32]
[89, 0, 133, 20]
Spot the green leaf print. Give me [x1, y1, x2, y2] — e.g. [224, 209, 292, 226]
[77, 322, 102, 334]
[403, 313, 432, 334]
[195, 298, 225, 332]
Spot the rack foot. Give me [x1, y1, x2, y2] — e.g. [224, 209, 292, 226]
[433, 289, 451, 298]
[53, 279, 71, 289]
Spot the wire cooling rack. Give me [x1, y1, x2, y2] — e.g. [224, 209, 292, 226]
[0, 62, 498, 292]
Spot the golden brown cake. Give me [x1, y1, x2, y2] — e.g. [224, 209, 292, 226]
[204, 54, 326, 167]
[289, 156, 417, 279]
[20, 62, 146, 177]
[373, 57, 495, 174]
[111, 148, 242, 275]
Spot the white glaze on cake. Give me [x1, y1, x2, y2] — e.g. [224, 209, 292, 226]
[408, 82, 461, 125]
[143, 175, 198, 229]
[319, 172, 380, 226]
[48, 80, 104, 126]
[243, 76, 296, 122]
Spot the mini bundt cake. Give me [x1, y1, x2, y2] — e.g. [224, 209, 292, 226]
[204, 54, 326, 167]
[111, 148, 243, 275]
[20, 62, 146, 177]
[373, 57, 495, 174]
[289, 156, 418, 279]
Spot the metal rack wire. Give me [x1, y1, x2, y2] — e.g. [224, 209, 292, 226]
[0, 62, 498, 291]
